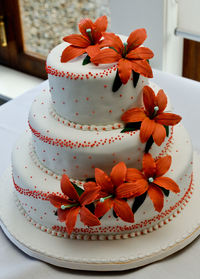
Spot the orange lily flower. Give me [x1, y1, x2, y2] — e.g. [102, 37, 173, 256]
[94, 162, 135, 223]
[61, 16, 108, 63]
[91, 29, 154, 84]
[49, 174, 100, 235]
[121, 85, 182, 146]
[126, 153, 180, 212]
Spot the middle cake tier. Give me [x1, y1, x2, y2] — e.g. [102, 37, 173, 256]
[29, 83, 173, 180]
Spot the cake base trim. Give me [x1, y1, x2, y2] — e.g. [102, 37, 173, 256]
[0, 152, 200, 270]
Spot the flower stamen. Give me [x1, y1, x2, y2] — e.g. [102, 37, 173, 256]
[100, 195, 113, 202]
[86, 28, 93, 44]
[151, 106, 159, 118]
[123, 42, 128, 57]
[61, 203, 79, 210]
[148, 177, 154, 183]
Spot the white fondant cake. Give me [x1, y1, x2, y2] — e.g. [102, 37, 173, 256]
[46, 40, 148, 125]
[11, 19, 194, 240]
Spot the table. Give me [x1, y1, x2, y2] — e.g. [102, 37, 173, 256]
[0, 70, 200, 278]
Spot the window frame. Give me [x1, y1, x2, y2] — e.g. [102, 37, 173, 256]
[0, 0, 47, 79]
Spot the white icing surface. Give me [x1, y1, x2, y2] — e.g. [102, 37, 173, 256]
[12, 124, 193, 236]
[46, 40, 149, 125]
[28, 82, 174, 180]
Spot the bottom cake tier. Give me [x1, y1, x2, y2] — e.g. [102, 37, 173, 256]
[12, 125, 193, 240]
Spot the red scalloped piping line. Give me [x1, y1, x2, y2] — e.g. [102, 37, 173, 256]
[28, 121, 136, 148]
[157, 126, 174, 159]
[13, 176, 66, 201]
[52, 172, 193, 234]
[46, 64, 117, 80]
[28, 121, 174, 150]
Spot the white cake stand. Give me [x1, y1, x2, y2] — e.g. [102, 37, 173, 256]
[0, 152, 200, 271]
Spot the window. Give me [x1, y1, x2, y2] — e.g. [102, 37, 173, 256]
[0, 0, 110, 79]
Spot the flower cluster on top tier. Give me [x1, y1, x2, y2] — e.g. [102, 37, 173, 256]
[60, 15, 154, 91]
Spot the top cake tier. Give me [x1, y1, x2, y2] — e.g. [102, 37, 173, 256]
[46, 40, 149, 126]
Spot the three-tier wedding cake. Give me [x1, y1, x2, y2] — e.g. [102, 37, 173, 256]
[11, 16, 193, 240]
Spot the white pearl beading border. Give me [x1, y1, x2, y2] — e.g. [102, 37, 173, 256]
[29, 142, 84, 186]
[49, 106, 124, 131]
[15, 176, 194, 241]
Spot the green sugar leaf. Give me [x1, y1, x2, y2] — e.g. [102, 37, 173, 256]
[82, 55, 91, 65]
[112, 69, 122, 92]
[132, 70, 140, 88]
[71, 182, 84, 196]
[132, 192, 147, 214]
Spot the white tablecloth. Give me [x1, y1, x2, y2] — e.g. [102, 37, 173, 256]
[0, 70, 200, 278]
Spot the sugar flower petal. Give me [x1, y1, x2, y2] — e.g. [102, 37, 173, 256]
[155, 155, 172, 177]
[61, 45, 86, 63]
[130, 59, 153, 78]
[61, 174, 80, 201]
[156, 89, 167, 113]
[79, 188, 100, 206]
[48, 194, 69, 208]
[118, 58, 132, 84]
[86, 44, 101, 58]
[126, 168, 145, 181]
[154, 177, 180, 193]
[121, 108, 146, 123]
[155, 113, 182, 126]
[143, 85, 156, 116]
[102, 32, 124, 53]
[94, 15, 108, 33]
[127, 28, 147, 51]
[113, 199, 134, 223]
[79, 18, 94, 38]
[63, 34, 90, 47]
[80, 206, 101, 227]
[91, 48, 121, 65]
[57, 208, 69, 222]
[142, 153, 156, 178]
[152, 123, 166, 146]
[95, 168, 114, 194]
[115, 182, 140, 198]
[148, 185, 164, 212]
[140, 117, 156, 143]
[65, 206, 80, 235]
[110, 161, 127, 187]
[126, 47, 154, 60]
[95, 198, 114, 218]
[127, 178, 148, 197]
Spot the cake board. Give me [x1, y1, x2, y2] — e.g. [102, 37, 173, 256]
[0, 152, 200, 272]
